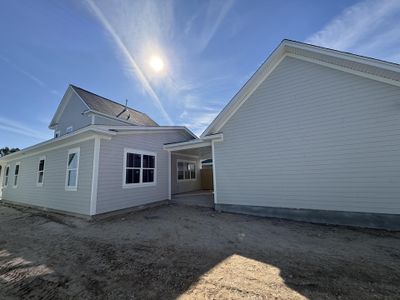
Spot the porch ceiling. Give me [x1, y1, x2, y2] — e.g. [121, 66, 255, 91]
[172, 146, 212, 159]
[164, 139, 212, 159]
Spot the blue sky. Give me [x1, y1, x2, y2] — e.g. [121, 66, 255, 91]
[1, 0, 400, 148]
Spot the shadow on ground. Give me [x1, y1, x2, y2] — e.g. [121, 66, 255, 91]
[0, 203, 400, 299]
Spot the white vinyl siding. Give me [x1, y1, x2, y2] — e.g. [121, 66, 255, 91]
[55, 91, 91, 137]
[1, 139, 94, 215]
[123, 148, 156, 188]
[37, 156, 46, 187]
[96, 131, 192, 214]
[215, 56, 400, 215]
[65, 148, 80, 191]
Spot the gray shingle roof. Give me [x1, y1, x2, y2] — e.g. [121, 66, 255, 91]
[71, 85, 159, 127]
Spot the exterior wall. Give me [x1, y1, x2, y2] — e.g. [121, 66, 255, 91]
[1, 139, 95, 215]
[93, 115, 133, 126]
[171, 153, 201, 194]
[0, 164, 3, 199]
[96, 131, 190, 214]
[55, 92, 91, 137]
[215, 56, 400, 215]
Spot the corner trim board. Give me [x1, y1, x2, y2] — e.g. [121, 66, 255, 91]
[90, 136, 100, 215]
[167, 151, 171, 200]
[211, 140, 218, 204]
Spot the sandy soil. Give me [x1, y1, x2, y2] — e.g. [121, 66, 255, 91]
[0, 202, 399, 300]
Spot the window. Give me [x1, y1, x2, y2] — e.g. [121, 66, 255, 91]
[37, 156, 46, 186]
[65, 148, 80, 190]
[13, 163, 20, 188]
[123, 148, 156, 188]
[55, 131, 60, 138]
[4, 166, 9, 187]
[177, 160, 196, 181]
[66, 126, 73, 134]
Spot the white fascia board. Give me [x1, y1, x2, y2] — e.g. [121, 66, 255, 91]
[201, 42, 286, 137]
[283, 40, 400, 73]
[0, 126, 114, 162]
[202, 133, 223, 141]
[95, 125, 198, 139]
[201, 39, 400, 138]
[287, 53, 400, 88]
[163, 139, 211, 151]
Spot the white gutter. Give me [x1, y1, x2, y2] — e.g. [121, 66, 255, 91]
[0, 125, 115, 162]
[202, 133, 224, 141]
[163, 134, 223, 151]
[95, 125, 198, 139]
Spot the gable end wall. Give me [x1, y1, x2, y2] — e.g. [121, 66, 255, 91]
[214, 56, 400, 215]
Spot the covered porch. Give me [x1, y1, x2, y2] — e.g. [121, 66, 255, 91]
[164, 137, 219, 207]
[171, 190, 214, 208]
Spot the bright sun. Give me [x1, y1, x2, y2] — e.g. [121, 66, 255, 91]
[149, 55, 165, 73]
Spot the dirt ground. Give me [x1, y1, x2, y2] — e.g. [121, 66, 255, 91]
[0, 203, 399, 300]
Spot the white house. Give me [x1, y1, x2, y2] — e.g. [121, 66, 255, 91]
[2, 40, 400, 229]
[0, 85, 199, 216]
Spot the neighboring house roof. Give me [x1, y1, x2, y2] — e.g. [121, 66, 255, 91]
[201, 39, 400, 137]
[49, 85, 158, 128]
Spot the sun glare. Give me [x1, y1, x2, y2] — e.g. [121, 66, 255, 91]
[149, 55, 165, 73]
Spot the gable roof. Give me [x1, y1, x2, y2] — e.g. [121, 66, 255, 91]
[50, 85, 158, 128]
[71, 85, 158, 126]
[201, 39, 400, 137]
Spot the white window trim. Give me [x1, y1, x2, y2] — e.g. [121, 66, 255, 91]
[13, 162, 20, 188]
[36, 156, 46, 187]
[65, 147, 80, 191]
[55, 130, 60, 138]
[123, 148, 157, 188]
[177, 159, 197, 182]
[3, 165, 9, 188]
[66, 126, 73, 134]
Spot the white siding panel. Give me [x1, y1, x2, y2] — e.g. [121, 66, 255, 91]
[215, 56, 400, 214]
[56, 92, 91, 136]
[1, 139, 94, 215]
[96, 132, 190, 214]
